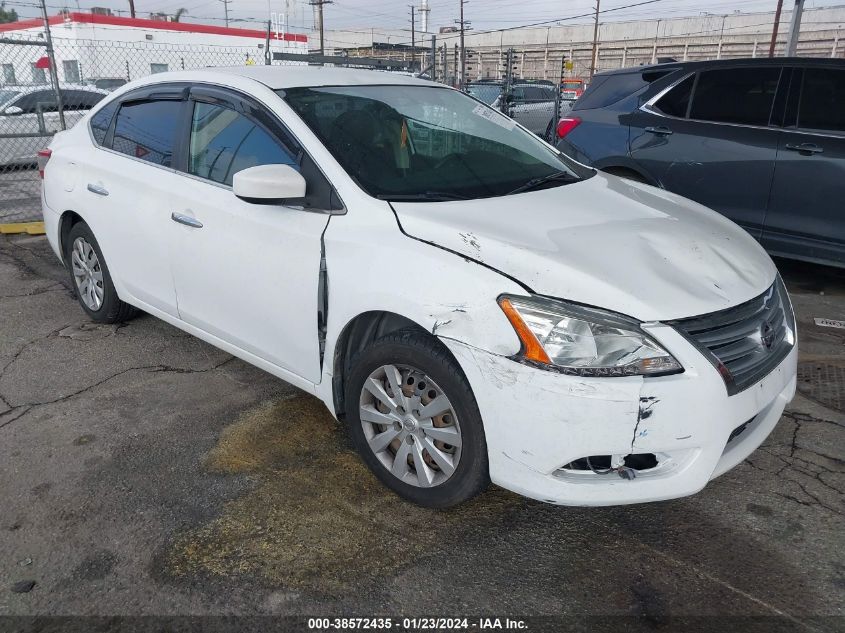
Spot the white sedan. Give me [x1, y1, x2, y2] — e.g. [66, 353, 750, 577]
[40, 67, 797, 508]
[0, 85, 107, 165]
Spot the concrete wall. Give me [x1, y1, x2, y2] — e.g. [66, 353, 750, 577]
[313, 6, 845, 82]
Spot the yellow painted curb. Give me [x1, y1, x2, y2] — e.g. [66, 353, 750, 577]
[0, 221, 45, 235]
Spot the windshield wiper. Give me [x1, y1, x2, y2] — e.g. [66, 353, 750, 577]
[378, 191, 471, 202]
[506, 170, 578, 195]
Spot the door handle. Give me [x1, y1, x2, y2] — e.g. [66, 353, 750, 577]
[785, 143, 823, 155]
[171, 212, 203, 229]
[644, 126, 673, 136]
[86, 183, 109, 196]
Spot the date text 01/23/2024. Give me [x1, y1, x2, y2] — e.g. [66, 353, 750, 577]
[307, 617, 528, 630]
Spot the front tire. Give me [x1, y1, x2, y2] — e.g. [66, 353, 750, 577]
[345, 329, 489, 508]
[66, 221, 137, 323]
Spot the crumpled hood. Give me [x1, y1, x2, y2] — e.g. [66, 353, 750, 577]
[392, 173, 777, 322]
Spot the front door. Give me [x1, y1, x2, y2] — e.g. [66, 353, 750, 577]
[628, 66, 785, 238]
[763, 66, 845, 265]
[169, 94, 330, 382]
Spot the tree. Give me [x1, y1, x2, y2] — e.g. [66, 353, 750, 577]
[0, 1, 18, 24]
[172, 7, 187, 22]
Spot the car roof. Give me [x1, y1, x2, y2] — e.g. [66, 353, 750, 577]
[183, 65, 442, 89]
[3, 84, 107, 94]
[595, 56, 845, 78]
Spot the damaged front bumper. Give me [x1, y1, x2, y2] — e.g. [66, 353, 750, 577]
[443, 322, 797, 506]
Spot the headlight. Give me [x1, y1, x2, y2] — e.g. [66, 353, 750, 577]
[498, 295, 683, 377]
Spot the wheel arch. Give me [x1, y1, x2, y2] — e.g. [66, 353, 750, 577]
[330, 310, 462, 421]
[593, 159, 660, 186]
[58, 209, 85, 264]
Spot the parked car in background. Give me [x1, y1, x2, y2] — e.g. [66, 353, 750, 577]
[560, 77, 586, 101]
[42, 67, 796, 508]
[497, 82, 558, 139]
[556, 57, 845, 268]
[0, 85, 107, 165]
[85, 77, 128, 91]
[465, 80, 502, 105]
[466, 80, 558, 139]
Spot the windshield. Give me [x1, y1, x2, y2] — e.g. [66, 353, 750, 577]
[0, 90, 21, 107]
[466, 84, 501, 105]
[282, 85, 590, 201]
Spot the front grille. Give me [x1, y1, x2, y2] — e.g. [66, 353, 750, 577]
[669, 277, 795, 395]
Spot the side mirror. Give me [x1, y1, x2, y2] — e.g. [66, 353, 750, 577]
[232, 164, 306, 204]
[4, 106, 23, 116]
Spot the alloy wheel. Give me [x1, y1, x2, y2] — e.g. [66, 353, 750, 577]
[359, 364, 462, 488]
[70, 236, 104, 311]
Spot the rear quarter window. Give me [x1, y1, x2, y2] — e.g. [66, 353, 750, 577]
[89, 100, 118, 146]
[575, 70, 673, 110]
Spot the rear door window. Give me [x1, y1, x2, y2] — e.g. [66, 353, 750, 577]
[689, 67, 781, 126]
[653, 75, 694, 118]
[12, 90, 58, 114]
[63, 90, 106, 111]
[112, 99, 182, 167]
[797, 67, 845, 133]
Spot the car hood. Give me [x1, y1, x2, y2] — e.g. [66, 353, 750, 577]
[391, 173, 777, 322]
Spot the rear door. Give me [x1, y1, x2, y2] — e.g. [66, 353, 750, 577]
[511, 86, 554, 135]
[763, 66, 845, 265]
[84, 88, 187, 315]
[629, 66, 785, 238]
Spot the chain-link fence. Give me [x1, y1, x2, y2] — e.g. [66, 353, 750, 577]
[0, 21, 575, 225]
[0, 23, 308, 224]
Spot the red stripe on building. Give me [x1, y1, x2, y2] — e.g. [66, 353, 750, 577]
[0, 16, 63, 33]
[0, 12, 308, 41]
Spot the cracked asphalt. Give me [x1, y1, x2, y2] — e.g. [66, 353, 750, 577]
[0, 233, 843, 627]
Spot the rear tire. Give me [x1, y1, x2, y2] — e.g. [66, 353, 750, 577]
[66, 221, 137, 323]
[345, 329, 489, 508]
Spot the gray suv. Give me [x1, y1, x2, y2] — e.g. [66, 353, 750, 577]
[556, 58, 845, 268]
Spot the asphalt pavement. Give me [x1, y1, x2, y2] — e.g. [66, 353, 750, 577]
[0, 233, 843, 630]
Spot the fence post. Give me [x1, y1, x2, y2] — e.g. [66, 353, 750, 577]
[40, 0, 65, 130]
[265, 20, 271, 65]
[430, 34, 436, 81]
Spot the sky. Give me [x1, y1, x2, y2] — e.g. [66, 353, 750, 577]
[8, 0, 842, 34]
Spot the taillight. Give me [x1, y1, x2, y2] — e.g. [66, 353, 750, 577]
[556, 117, 581, 139]
[37, 148, 52, 179]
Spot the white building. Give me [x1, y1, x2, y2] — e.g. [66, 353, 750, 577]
[0, 12, 309, 87]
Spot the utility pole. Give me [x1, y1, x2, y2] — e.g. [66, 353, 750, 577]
[219, 0, 231, 27]
[785, 0, 806, 57]
[769, 0, 784, 57]
[39, 0, 65, 130]
[409, 5, 416, 70]
[589, 0, 600, 79]
[128, 0, 135, 18]
[310, 0, 333, 56]
[429, 34, 437, 81]
[455, 0, 469, 89]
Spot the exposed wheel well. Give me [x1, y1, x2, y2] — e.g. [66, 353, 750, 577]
[58, 211, 84, 263]
[332, 311, 445, 420]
